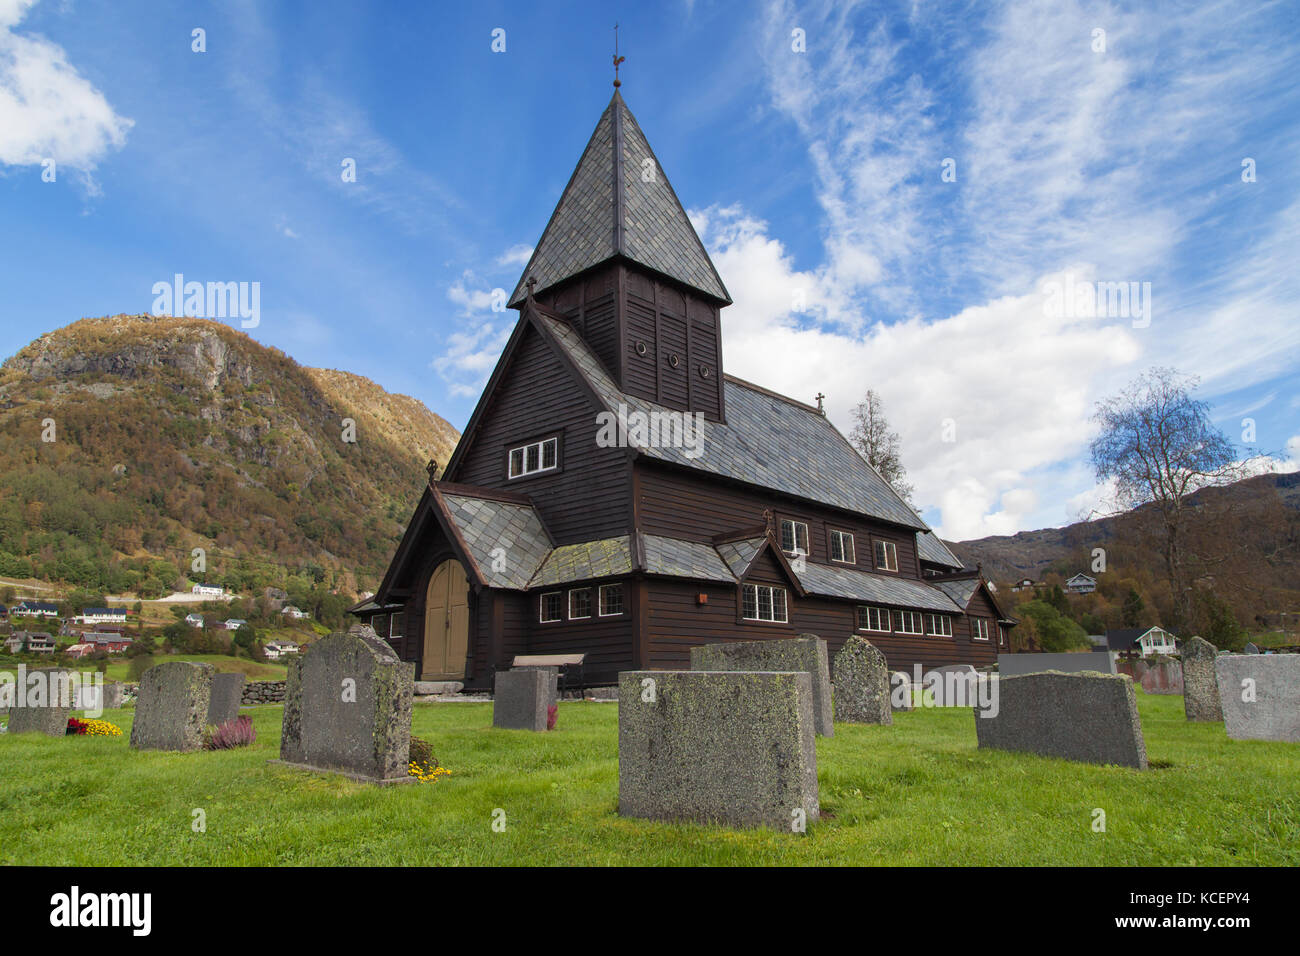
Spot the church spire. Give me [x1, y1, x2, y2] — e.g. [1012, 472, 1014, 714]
[509, 91, 730, 309]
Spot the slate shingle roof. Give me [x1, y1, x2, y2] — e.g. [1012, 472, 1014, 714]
[794, 563, 963, 613]
[509, 92, 729, 307]
[642, 534, 734, 583]
[528, 536, 635, 589]
[931, 577, 980, 608]
[440, 493, 552, 590]
[714, 536, 766, 579]
[538, 312, 927, 530]
[917, 531, 964, 569]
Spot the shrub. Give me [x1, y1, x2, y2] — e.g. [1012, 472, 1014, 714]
[203, 715, 256, 750]
[547, 704, 558, 731]
[407, 734, 450, 783]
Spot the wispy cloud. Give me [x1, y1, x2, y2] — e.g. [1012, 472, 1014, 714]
[0, 0, 132, 192]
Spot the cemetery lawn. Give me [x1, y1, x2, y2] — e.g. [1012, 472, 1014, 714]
[1, 692, 1296, 866]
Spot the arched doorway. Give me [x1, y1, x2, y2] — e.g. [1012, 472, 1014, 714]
[422, 559, 469, 680]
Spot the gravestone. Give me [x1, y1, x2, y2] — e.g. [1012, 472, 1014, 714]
[278, 625, 414, 783]
[505, 665, 560, 709]
[974, 671, 1147, 769]
[6, 668, 74, 736]
[618, 670, 819, 831]
[998, 651, 1115, 676]
[832, 636, 892, 725]
[206, 673, 246, 725]
[922, 664, 980, 706]
[1215, 654, 1300, 742]
[130, 662, 214, 752]
[890, 672, 914, 711]
[689, 634, 833, 736]
[1182, 637, 1222, 722]
[1244, 642, 1260, 654]
[72, 679, 124, 713]
[492, 668, 551, 731]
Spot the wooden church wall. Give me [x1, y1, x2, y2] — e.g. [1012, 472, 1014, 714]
[450, 322, 632, 545]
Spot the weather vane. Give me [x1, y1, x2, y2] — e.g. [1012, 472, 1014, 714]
[613, 23, 625, 88]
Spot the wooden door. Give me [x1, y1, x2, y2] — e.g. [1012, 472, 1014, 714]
[422, 559, 469, 680]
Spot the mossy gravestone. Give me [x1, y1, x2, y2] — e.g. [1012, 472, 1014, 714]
[1182, 637, 1222, 722]
[689, 634, 834, 736]
[7, 668, 74, 736]
[618, 670, 820, 831]
[207, 673, 246, 725]
[974, 671, 1147, 769]
[1215, 654, 1300, 742]
[278, 625, 415, 783]
[130, 662, 214, 752]
[832, 636, 892, 725]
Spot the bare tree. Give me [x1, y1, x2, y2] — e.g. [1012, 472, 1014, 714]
[848, 389, 915, 506]
[1089, 367, 1242, 629]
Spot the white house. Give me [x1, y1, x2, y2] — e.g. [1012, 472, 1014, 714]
[280, 605, 308, 620]
[77, 607, 127, 625]
[1065, 573, 1097, 594]
[12, 601, 59, 618]
[223, 618, 248, 631]
[1106, 626, 1177, 660]
[263, 640, 300, 660]
[192, 584, 225, 597]
[184, 613, 205, 628]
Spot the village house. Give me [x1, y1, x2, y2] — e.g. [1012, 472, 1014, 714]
[223, 618, 248, 631]
[184, 613, 205, 628]
[85, 633, 134, 654]
[64, 642, 95, 660]
[1106, 626, 1177, 662]
[11, 601, 58, 619]
[355, 89, 1016, 689]
[280, 606, 308, 620]
[75, 607, 127, 626]
[4, 631, 56, 654]
[1065, 572, 1097, 594]
[192, 584, 225, 597]
[264, 640, 300, 661]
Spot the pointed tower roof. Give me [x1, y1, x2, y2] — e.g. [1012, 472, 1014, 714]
[508, 91, 731, 308]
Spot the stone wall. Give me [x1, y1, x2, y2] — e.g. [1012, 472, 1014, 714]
[242, 680, 286, 705]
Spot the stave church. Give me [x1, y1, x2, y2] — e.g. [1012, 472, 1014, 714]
[354, 85, 1014, 689]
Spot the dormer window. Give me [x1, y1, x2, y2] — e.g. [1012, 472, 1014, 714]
[508, 436, 558, 479]
[780, 519, 809, 557]
[874, 539, 898, 572]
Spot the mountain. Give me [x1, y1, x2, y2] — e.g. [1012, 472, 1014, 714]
[952, 471, 1300, 628]
[0, 314, 459, 597]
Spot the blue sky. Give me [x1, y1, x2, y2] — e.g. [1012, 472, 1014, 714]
[2, 0, 1297, 540]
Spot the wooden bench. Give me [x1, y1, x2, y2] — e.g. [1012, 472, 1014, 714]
[511, 653, 586, 699]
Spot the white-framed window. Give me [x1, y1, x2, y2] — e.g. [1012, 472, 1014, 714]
[874, 539, 898, 572]
[598, 583, 624, 617]
[389, 611, 404, 640]
[972, 618, 990, 641]
[780, 520, 809, 557]
[856, 605, 891, 632]
[539, 592, 563, 623]
[998, 624, 1007, 646]
[830, 530, 856, 564]
[894, 610, 923, 635]
[742, 583, 788, 623]
[508, 436, 558, 478]
[568, 588, 592, 620]
[927, 614, 953, 637]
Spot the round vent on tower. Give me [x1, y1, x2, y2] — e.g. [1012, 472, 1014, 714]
[668, 353, 680, 368]
[635, 341, 647, 356]
[699, 365, 711, 379]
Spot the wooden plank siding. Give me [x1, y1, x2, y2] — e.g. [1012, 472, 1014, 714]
[635, 461, 921, 575]
[448, 321, 632, 545]
[644, 578, 998, 675]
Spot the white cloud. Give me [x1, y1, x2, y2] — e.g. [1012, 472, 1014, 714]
[432, 273, 512, 397]
[496, 244, 533, 268]
[0, 0, 132, 185]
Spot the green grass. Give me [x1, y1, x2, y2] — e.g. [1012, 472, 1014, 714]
[64, 654, 288, 683]
[1, 691, 1296, 866]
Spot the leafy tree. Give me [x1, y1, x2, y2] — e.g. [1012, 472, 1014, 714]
[1015, 600, 1092, 652]
[1197, 592, 1247, 652]
[1047, 584, 1070, 616]
[847, 389, 915, 506]
[1090, 367, 1240, 629]
[127, 654, 155, 682]
[1121, 587, 1145, 627]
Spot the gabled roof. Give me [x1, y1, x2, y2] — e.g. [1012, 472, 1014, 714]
[1105, 626, 1167, 650]
[439, 491, 553, 590]
[534, 310, 927, 530]
[795, 563, 963, 613]
[642, 534, 734, 583]
[917, 531, 964, 569]
[715, 536, 766, 579]
[508, 91, 730, 308]
[931, 577, 980, 607]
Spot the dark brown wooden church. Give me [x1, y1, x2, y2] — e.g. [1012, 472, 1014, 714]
[355, 89, 1014, 689]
